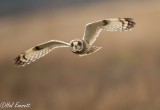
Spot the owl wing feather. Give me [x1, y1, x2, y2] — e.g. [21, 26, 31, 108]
[83, 18, 136, 45]
[14, 40, 69, 66]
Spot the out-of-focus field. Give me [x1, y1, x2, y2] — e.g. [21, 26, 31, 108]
[0, 1, 160, 110]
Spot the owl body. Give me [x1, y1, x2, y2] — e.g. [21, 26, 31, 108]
[14, 18, 136, 66]
[69, 39, 101, 56]
[70, 39, 89, 54]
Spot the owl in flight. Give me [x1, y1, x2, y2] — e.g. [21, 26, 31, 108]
[14, 18, 135, 66]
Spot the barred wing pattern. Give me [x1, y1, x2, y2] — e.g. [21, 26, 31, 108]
[14, 40, 69, 66]
[83, 18, 136, 45]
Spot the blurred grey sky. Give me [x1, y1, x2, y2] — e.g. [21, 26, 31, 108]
[0, 0, 158, 17]
[0, 0, 106, 17]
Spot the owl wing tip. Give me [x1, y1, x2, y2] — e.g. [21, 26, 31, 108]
[124, 18, 136, 29]
[14, 55, 28, 67]
[118, 18, 136, 31]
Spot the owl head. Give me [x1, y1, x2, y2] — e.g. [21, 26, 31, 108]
[70, 39, 84, 53]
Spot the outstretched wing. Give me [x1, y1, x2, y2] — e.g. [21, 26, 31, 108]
[14, 40, 69, 66]
[83, 18, 136, 45]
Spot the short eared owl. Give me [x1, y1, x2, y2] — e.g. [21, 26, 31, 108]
[14, 18, 136, 66]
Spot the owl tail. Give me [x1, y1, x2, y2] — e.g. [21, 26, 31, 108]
[79, 46, 102, 57]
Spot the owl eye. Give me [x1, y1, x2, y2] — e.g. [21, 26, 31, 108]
[71, 43, 74, 47]
[78, 42, 82, 46]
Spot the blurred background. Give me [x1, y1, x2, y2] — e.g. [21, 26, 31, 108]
[0, 0, 160, 110]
